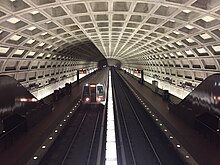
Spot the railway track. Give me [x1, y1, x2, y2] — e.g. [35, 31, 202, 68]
[112, 69, 185, 165]
[39, 104, 104, 165]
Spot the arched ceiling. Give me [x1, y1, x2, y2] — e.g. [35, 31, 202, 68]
[1, 0, 220, 88]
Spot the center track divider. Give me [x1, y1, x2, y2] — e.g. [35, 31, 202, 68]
[112, 72, 129, 165]
[96, 101, 107, 165]
[117, 70, 198, 165]
[105, 70, 118, 165]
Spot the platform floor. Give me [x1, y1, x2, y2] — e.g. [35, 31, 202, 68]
[0, 85, 82, 165]
[119, 70, 220, 165]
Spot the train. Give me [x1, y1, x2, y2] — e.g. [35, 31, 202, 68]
[81, 83, 105, 104]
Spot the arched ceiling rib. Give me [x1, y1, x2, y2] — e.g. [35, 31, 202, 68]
[1, 0, 220, 87]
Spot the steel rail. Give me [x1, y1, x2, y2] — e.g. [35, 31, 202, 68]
[86, 110, 101, 165]
[61, 111, 88, 165]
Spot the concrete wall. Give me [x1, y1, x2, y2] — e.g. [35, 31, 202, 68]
[122, 68, 190, 100]
[31, 69, 94, 100]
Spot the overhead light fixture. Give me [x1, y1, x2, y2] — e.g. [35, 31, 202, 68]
[30, 10, 39, 15]
[200, 33, 212, 40]
[185, 50, 193, 54]
[170, 53, 175, 57]
[176, 41, 183, 45]
[41, 32, 47, 36]
[27, 26, 36, 31]
[186, 38, 195, 43]
[182, 9, 191, 13]
[0, 47, 9, 53]
[168, 44, 174, 47]
[197, 48, 207, 53]
[28, 51, 35, 56]
[27, 39, 35, 44]
[185, 25, 194, 29]
[14, 49, 24, 55]
[46, 54, 51, 57]
[38, 43, 45, 46]
[38, 53, 44, 57]
[10, 34, 22, 41]
[212, 45, 220, 52]
[7, 17, 20, 24]
[173, 31, 180, 35]
[177, 52, 183, 55]
[202, 16, 215, 22]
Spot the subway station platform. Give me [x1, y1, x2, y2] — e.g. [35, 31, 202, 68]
[0, 81, 83, 165]
[119, 70, 220, 165]
[0, 70, 219, 165]
[0, 69, 108, 165]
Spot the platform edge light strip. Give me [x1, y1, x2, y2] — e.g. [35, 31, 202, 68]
[105, 70, 117, 165]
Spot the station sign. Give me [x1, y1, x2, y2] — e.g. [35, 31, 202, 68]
[133, 70, 141, 74]
[79, 70, 87, 74]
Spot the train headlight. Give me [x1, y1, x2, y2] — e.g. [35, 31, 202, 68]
[86, 97, 90, 102]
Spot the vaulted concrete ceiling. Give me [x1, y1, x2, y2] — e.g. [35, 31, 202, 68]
[1, 0, 220, 88]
